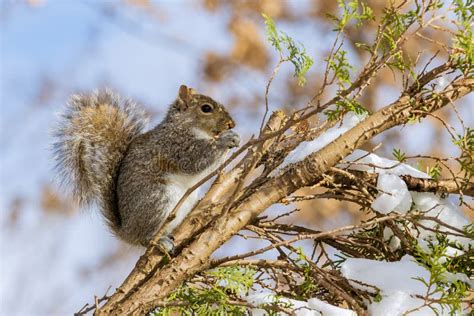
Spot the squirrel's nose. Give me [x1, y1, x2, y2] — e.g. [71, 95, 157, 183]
[227, 119, 235, 129]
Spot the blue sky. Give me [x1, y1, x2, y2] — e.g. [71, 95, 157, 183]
[0, 2, 240, 314]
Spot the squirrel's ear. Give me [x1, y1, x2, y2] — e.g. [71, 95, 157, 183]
[176, 85, 195, 111]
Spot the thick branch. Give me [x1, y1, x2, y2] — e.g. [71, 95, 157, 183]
[109, 77, 472, 314]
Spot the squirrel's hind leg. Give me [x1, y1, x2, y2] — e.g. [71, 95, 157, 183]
[157, 235, 175, 255]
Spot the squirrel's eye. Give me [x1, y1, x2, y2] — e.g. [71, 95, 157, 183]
[201, 104, 213, 113]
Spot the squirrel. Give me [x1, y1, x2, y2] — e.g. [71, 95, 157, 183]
[53, 85, 239, 251]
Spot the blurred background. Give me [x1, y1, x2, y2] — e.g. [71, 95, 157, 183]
[0, 0, 472, 315]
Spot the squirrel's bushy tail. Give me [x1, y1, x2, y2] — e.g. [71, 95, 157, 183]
[53, 90, 148, 232]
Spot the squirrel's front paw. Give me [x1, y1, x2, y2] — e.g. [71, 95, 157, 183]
[218, 130, 240, 148]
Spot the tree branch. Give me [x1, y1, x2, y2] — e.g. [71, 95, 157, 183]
[331, 169, 474, 197]
[99, 74, 472, 314]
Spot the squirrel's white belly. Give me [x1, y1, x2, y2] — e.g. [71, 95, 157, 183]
[163, 181, 198, 235]
[163, 155, 226, 234]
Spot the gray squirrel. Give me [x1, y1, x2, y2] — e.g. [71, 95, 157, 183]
[54, 85, 239, 251]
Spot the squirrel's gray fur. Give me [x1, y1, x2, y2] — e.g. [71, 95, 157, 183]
[54, 85, 239, 247]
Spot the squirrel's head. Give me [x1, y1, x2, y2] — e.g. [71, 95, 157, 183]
[167, 85, 235, 137]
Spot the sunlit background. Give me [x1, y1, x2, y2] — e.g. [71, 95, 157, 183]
[1, 1, 472, 315]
